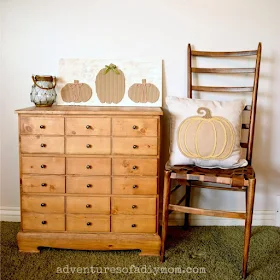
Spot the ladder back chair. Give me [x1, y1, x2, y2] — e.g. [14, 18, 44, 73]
[161, 43, 262, 279]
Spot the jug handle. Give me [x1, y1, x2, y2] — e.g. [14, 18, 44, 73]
[32, 76, 56, 90]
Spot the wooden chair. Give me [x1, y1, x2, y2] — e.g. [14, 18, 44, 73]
[160, 43, 262, 279]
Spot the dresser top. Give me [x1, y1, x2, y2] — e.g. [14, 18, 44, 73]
[16, 106, 163, 116]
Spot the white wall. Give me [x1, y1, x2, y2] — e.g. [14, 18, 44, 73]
[1, 0, 280, 225]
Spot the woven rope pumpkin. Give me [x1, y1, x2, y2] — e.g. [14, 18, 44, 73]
[177, 107, 235, 160]
[61, 80, 92, 102]
[95, 64, 125, 104]
[128, 79, 160, 103]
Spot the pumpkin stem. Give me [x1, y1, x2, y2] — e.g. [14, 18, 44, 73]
[197, 107, 212, 119]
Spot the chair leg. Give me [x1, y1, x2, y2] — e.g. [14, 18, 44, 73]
[183, 182, 191, 229]
[242, 178, 256, 279]
[160, 170, 171, 262]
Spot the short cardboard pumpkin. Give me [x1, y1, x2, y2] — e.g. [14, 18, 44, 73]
[61, 80, 92, 102]
[128, 79, 160, 103]
[95, 63, 125, 104]
[177, 107, 235, 160]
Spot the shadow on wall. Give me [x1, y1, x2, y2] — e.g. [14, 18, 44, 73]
[253, 51, 280, 209]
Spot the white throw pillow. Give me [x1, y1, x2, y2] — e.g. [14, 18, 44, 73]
[166, 96, 248, 169]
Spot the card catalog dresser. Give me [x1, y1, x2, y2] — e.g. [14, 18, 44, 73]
[16, 106, 162, 255]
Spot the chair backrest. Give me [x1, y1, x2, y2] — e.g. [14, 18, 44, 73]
[187, 43, 262, 165]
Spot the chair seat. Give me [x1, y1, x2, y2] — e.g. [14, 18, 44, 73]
[167, 165, 255, 189]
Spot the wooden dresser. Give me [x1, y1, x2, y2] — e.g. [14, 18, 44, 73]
[16, 106, 162, 255]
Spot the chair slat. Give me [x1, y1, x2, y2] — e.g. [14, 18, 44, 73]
[168, 205, 246, 219]
[192, 86, 253, 92]
[192, 68, 255, 74]
[191, 50, 258, 57]
[242, 124, 250, 129]
[190, 183, 246, 192]
[240, 143, 248, 148]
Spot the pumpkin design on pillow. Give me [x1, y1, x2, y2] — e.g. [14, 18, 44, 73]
[128, 79, 160, 103]
[177, 107, 235, 160]
[61, 80, 92, 102]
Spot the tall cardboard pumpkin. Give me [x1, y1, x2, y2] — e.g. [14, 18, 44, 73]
[95, 63, 125, 104]
[61, 80, 92, 102]
[177, 107, 235, 160]
[128, 79, 160, 103]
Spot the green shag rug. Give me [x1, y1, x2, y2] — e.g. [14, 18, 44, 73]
[1, 222, 279, 280]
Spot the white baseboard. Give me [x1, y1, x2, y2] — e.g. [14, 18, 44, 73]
[0, 207, 277, 226]
[0, 207, 20, 222]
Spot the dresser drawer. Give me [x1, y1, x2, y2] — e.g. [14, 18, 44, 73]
[66, 117, 111, 136]
[22, 175, 65, 193]
[21, 136, 64, 154]
[112, 137, 157, 155]
[66, 214, 110, 232]
[112, 158, 157, 176]
[112, 118, 157, 137]
[20, 117, 64, 135]
[111, 197, 156, 215]
[22, 195, 65, 213]
[111, 215, 156, 233]
[22, 157, 65, 174]
[22, 213, 65, 231]
[66, 197, 110, 214]
[112, 177, 157, 195]
[66, 137, 111, 154]
[66, 158, 111, 175]
[66, 176, 110, 194]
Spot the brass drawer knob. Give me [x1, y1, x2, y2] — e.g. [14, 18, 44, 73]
[39, 125, 45, 129]
[132, 205, 137, 209]
[132, 185, 138, 189]
[132, 125, 138, 129]
[40, 164, 46, 169]
[87, 222, 92, 226]
[132, 166, 137, 170]
[86, 184, 92, 188]
[41, 220, 47, 225]
[41, 183, 47, 187]
[40, 143, 46, 148]
[41, 203, 46, 207]
[86, 144, 92, 148]
[133, 145, 138, 149]
[86, 165, 92, 169]
[86, 204, 91, 208]
[86, 125, 91, 129]
[131, 224, 136, 228]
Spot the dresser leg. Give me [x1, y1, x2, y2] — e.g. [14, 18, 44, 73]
[17, 232, 40, 253]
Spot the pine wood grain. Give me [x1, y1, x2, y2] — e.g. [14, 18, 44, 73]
[66, 196, 110, 214]
[65, 117, 111, 136]
[111, 215, 156, 233]
[111, 197, 156, 215]
[22, 175, 65, 193]
[21, 136, 64, 154]
[20, 117, 64, 135]
[66, 214, 110, 232]
[66, 176, 110, 194]
[112, 177, 157, 195]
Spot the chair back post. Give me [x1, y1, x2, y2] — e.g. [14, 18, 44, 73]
[187, 44, 192, 98]
[247, 42, 262, 165]
[187, 43, 262, 165]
